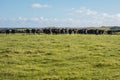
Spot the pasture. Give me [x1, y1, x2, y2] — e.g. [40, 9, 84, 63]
[0, 34, 120, 80]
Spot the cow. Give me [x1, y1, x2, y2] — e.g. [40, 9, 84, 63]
[6, 29, 10, 34]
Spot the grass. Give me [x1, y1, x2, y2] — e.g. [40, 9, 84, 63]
[0, 34, 120, 80]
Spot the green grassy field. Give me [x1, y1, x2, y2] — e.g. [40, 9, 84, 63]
[0, 34, 120, 80]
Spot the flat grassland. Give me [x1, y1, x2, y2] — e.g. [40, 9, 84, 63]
[0, 34, 120, 80]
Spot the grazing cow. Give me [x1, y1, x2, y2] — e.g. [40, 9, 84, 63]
[68, 29, 73, 34]
[6, 29, 10, 34]
[87, 29, 96, 34]
[95, 29, 99, 35]
[11, 29, 16, 34]
[43, 28, 51, 34]
[107, 30, 113, 34]
[77, 29, 84, 34]
[83, 29, 87, 34]
[25, 29, 31, 34]
[60, 28, 65, 34]
[65, 28, 68, 34]
[73, 29, 78, 34]
[51, 28, 58, 34]
[0, 30, 2, 33]
[36, 29, 43, 34]
[31, 29, 36, 34]
[98, 30, 104, 34]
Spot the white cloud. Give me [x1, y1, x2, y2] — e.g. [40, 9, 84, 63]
[116, 13, 120, 17]
[100, 13, 114, 18]
[70, 7, 97, 16]
[32, 3, 49, 8]
[18, 17, 28, 21]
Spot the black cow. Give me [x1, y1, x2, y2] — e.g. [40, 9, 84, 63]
[98, 30, 104, 34]
[107, 30, 113, 34]
[6, 29, 10, 34]
[68, 29, 73, 34]
[43, 28, 51, 34]
[31, 29, 36, 34]
[11, 29, 16, 34]
[25, 29, 31, 34]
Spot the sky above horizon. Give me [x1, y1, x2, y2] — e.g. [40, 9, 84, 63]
[0, 0, 120, 28]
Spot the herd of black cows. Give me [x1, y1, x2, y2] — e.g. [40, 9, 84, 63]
[0, 28, 113, 34]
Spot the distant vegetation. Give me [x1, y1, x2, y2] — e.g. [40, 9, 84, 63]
[0, 34, 120, 80]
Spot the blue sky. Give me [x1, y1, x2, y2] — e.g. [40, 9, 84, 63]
[0, 0, 120, 28]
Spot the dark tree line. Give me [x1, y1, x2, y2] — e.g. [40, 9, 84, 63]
[0, 28, 114, 35]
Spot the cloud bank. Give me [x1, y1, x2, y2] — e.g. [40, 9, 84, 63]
[0, 7, 120, 28]
[68, 7, 120, 26]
